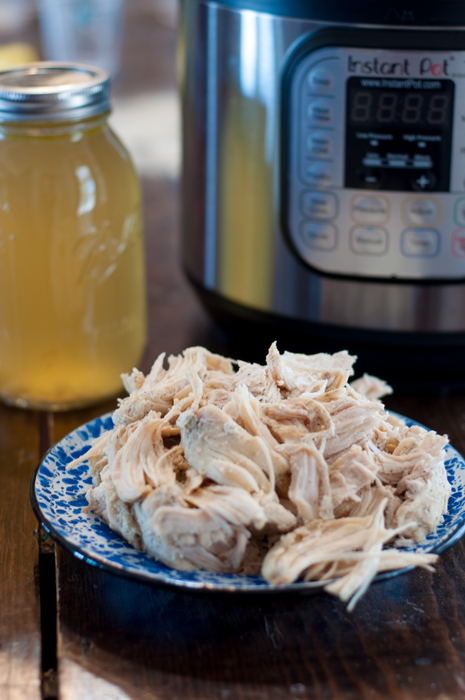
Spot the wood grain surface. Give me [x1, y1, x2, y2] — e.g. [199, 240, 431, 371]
[53, 540, 465, 700]
[0, 405, 41, 700]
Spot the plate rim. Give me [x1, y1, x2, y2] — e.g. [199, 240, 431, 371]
[30, 410, 465, 594]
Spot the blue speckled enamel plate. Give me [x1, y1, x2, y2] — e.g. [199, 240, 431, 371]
[30, 412, 465, 592]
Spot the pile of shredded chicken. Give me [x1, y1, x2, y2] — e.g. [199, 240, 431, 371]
[70, 344, 450, 609]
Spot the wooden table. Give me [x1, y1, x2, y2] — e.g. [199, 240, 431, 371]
[4, 4, 465, 699]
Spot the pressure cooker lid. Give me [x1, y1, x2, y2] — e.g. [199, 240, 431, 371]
[204, 0, 465, 26]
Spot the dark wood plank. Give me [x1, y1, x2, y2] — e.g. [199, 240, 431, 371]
[0, 404, 42, 700]
[54, 539, 465, 700]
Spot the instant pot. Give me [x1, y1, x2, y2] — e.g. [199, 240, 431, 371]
[179, 0, 465, 387]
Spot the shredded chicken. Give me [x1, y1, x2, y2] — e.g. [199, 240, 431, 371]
[70, 343, 451, 609]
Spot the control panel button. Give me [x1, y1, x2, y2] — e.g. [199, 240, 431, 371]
[403, 198, 440, 226]
[451, 229, 465, 258]
[401, 228, 439, 257]
[307, 131, 332, 158]
[307, 99, 333, 127]
[351, 196, 389, 224]
[350, 227, 388, 255]
[454, 197, 465, 226]
[301, 191, 337, 220]
[358, 168, 382, 188]
[301, 222, 337, 251]
[411, 172, 436, 191]
[305, 162, 333, 188]
[307, 66, 334, 94]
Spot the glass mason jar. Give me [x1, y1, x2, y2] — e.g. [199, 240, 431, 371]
[0, 63, 147, 410]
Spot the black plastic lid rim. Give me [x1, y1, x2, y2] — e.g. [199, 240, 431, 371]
[197, 0, 465, 27]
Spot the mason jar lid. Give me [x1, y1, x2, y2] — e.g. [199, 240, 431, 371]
[0, 62, 111, 122]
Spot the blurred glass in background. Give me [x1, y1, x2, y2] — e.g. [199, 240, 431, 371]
[37, 0, 126, 76]
[0, 0, 33, 33]
[0, 0, 39, 67]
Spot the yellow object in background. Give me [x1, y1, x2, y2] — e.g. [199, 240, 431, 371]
[0, 64, 147, 411]
[0, 42, 39, 68]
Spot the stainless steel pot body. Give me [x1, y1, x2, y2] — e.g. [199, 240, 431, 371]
[179, 0, 465, 334]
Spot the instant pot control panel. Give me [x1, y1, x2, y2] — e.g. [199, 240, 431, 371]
[283, 36, 465, 281]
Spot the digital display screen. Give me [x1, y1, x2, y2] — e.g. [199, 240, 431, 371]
[345, 77, 455, 192]
[348, 90, 451, 128]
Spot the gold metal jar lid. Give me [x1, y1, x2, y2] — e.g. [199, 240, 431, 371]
[0, 62, 110, 122]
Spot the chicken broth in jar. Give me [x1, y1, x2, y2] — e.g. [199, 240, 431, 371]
[0, 64, 146, 409]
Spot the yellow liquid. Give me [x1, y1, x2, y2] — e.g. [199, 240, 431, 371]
[0, 116, 147, 409]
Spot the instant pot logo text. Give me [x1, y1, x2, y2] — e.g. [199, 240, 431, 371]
[348, 56, 410, 76]
[419, 58, 449, 77]
[348, 56, 450, 77]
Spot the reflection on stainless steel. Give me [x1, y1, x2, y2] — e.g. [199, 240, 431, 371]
[317, 278, 465, 332]
[180, 0, 465, 334]
[204, 3, 219, 288]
